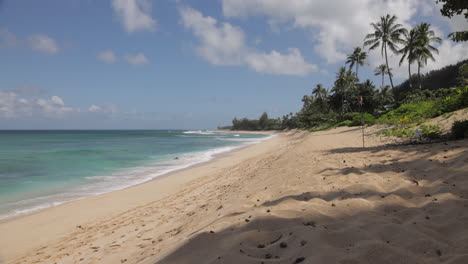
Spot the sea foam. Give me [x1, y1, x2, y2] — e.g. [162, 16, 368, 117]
[0, 132, 273, 220]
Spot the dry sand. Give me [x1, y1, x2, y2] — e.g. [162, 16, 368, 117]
[1, 124, 468, 264]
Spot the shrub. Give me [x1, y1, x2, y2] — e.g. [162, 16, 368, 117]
[432, 87, 468, 116]
[421, 125, 442, 140]
[451, 120, 468, 139]
[377, 101, 435, 124]
[342, 112, 376, 126]
[378, 87, 468, 125]
[337, 120, 353, 127]
[377, 127, 415, 138]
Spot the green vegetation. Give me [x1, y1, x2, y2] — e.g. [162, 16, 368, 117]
[451, 120, 468, 139]
[421, 125, 442, 139]
[377, 127, 415, 138]
[231, 112, 282, 131]
[225, 12, 468, 138]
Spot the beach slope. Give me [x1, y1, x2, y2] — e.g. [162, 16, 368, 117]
[1, 127, 468, 264]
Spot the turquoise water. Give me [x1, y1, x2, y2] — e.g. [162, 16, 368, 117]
[0, 130, 270, 219]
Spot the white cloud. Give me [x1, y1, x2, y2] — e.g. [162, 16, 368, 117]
[0, 28, 17, 47]
[112, 0, 156, 33]
[0, 91, 75, 119]
[221, 0, 431, 64]
[446, 14, 468, 33]
[245, 48, 317, 76]
[0, 91, 17, 118]
[29, 34, 59, 54]
[124, 53, 150, 65]
[179, 6, 316, 76]
[180, 6, 246, 65]
[97, 50, 118, 63]
[88, 105, 102, 112]
[425, 41, 468, 72]
[51, 96, 65, 106]
[221, 0, 468, 79]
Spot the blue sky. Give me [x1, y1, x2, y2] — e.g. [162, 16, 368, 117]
[0, 0, 467, 129]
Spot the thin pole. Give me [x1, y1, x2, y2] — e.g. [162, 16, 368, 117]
[360, 96, 365, 148]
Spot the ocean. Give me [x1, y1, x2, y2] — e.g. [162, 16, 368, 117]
[0, 130, 270, 220]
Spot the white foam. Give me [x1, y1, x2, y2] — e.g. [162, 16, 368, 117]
[0, 134, 275, 220]
[183, 130, 215, 135]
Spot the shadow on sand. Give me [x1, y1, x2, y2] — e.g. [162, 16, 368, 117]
[156, 142, 468, 264]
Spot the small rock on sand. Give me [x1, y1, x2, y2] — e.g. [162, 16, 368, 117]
[294, 257, 306, 263]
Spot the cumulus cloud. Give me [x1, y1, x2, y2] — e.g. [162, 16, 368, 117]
[245, 48, 317, 75]
[29, 34, 59, 54]
[97, 50, 118, 63]
[0, 91, 75, 119]
[124, 53, 150, 65]
[0, 28, 17, 47]
[425, 41, 468, 72]
[51, 96, 64, 106]
[88, 105, 102, 112]
[0, 90, 122, 119]
[180, 6, 246, 66]
[221, 0, 468, 77]
[112, 0, 156, 33]
[221, 0, 421, 63]
[87, 104, 118, 115]
[179, 6, 317, 76]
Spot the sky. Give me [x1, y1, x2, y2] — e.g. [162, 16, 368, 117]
[0, 0, 467, 129]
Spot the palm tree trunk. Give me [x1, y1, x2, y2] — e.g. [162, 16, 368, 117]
[382, 73, 384, 88]
[408, 62, 412, 89]
[356, 64, 359, 80]
[341, 90, 344, 121]
[384, 43, 394, 89]
[418, 61, 422, 89]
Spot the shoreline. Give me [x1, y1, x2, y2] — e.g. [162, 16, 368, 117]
[0, 132, 276, 224]
[215, 129, 281, 134]
[2, 126, 467, 264]
[0, 131, 282, 262]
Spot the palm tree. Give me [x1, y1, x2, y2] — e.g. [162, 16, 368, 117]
[374, 64, 392, 88]
[345, 47, 368, 79]
[312, 84, 328, 99]
[375, 85, 395, 111]
[312, 83, 328, 112]
[399, 28, 419, 89]
[332, 67, 348, 119]
[414, 23, 441, 89]
[364, 14, 407, 89]
[333, 67, 357, 117]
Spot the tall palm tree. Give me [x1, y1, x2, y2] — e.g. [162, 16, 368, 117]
[312, 84, 328, 99]
[364, 14, 407, 89]
[374, 64, 392, 88]
[399, 28, 419, 89]
[414, 23, 442, 89]
[312, 83, 328, 112]
[345, 47, 368, 79]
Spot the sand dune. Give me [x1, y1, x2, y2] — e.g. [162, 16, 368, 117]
[1, 125, 467, 264]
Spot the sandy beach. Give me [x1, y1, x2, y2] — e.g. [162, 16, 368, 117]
[1, 126, 468, 264]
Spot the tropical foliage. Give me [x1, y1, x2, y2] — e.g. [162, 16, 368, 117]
[226, 12, 467, 134]
[364, 14, 406, 89]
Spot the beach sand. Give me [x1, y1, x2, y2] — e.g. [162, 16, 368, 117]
[1, 126, 467, 264]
